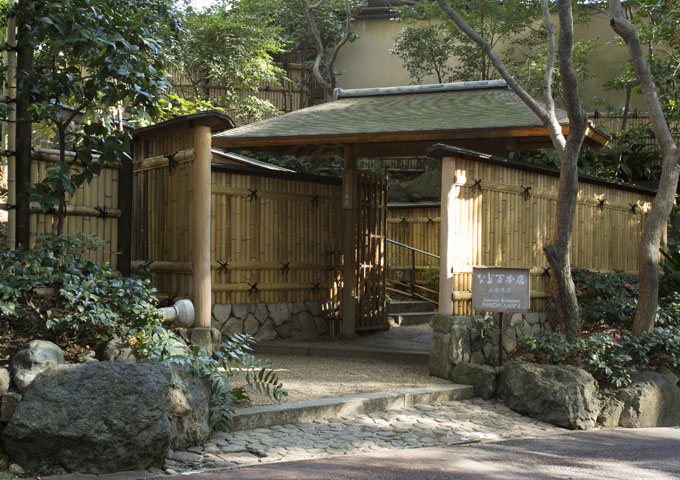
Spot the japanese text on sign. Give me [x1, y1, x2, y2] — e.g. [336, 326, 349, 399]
[471, 267, 530, 312]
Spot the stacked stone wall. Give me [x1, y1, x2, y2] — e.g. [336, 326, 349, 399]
[211, 301, 328, 341]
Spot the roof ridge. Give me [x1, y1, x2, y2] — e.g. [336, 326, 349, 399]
[333, 80, 508, 100]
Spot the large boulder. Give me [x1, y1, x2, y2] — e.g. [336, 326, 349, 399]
[2, 361, 210, 475]
[614, 371, 680, 428]
[450, 363, 497, 399]
[10, 340, 64, 392]
[0, 367, 10, 395]
[497, 362, 600, 430]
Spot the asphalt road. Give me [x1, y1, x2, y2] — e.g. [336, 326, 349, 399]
[162, 427, 680, 480]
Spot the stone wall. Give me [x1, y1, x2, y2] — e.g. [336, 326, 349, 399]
[211, 301, 329, 341]
[429, 313, 558, 379]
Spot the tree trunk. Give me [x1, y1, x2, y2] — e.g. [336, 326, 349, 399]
[15, 0, 34, 249]
[610, 0, 680, 335]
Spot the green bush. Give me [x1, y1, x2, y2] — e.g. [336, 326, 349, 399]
[524, 326, 680, 388]
[0, 233, 163, 344]
[546, 267, 638, 331]
[0, 234, 286, 430]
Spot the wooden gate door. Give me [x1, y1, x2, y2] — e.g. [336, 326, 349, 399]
[355, 170, 388, 331]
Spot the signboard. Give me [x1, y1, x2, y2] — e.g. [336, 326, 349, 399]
[472, 267, 531, 312]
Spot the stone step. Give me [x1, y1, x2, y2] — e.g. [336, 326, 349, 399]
[387, 300, 436, 314]
[254, 341, 429, 363]
[389, 311, 436, 326]
[230, 384, 474, 431]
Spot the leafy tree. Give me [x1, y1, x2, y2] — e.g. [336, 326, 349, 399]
[391, 23, 457, 84]
[437, 0, 589, 342]
[394, 0, 543, 84]
[609, 0, 680, 335]
[11, 0, 175, 234]
[171, 0, 286, 122]
[436, 0, 680, 339]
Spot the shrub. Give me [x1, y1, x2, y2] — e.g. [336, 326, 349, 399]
[523, 325, 680, 388]
[137, 329, 287, 430]
[546, 267, 638, 331]
[0, 234, 286, 430]
[0, 234, 163, 346]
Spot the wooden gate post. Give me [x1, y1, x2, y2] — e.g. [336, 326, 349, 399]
[439, 156, 465, 315]
[193, 125, 212, 328]
[342, 145, 357, 336]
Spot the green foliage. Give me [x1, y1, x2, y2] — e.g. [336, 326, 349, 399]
[525, 264, 680, 387]
[608, 0, 680, 122]
[660, 242, 680, 299]
[171, 0, 285, 122]
[524, 326, 680, 388]
[14, 0, 175, 231]
[0, 234, 286, 431]
[422, 264, 440, 294]
[156, 94, 228, 123]
[391, 24, 457, 84]
[149, 333, 287, 430]
[0, 234, 163, 342]
[395, 0, 542, 83]
[509, 123, 661, 183]
[550, 267, 639, 331]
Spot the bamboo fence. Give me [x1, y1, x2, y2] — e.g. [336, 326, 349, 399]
[387, 158, 655, 314]
[25, 148, 121, 267]
[132, 149, 344, 305]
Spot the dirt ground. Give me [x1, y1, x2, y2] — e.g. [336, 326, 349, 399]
[239, 353, 448, 406]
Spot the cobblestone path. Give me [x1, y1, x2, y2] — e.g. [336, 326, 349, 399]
[160, 399, 561, 475]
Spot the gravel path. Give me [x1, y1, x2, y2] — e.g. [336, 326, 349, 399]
[240, 354, 448, 406]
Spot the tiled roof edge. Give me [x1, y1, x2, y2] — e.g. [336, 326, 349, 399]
[333, 80, 508, 100]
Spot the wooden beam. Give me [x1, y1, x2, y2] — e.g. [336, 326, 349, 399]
[193, 125, 212, 328]
[212, 126, 571, 150]
[342, 145, 357, 336]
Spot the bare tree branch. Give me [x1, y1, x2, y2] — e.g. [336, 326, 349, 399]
[436, 0, 552, 129]
[609, 1, 676, 155]
[301, 0, 331, 98]
[328, 0, 353, 92]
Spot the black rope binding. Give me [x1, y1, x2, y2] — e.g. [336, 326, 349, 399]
[247, 189, 258, 201]
[217, 259, 230, 274]
[598, 198, 606, 210]
[310, 195, 319, 207]
[247, 282, 259, 294]
[164, 152, 177, 172]
[542, 267, 551, 279]
[521, 186, 532, 201]
[280, 261, 290, 274]
[96, 206, 108, 218]
[311, 281, 321, 292]
[400, 217, 408, 226]
[630, 204, 638, 214]
[426, 216, 435, 225]
[471, 178, 482, 194]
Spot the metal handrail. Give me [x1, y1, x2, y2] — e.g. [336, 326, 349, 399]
[386, 238, 439, 299]
[386, 239, 440, 259]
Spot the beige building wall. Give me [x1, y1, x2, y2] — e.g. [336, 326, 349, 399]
[334, 9, 646, 114]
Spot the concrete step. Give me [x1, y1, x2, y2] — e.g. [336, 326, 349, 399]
[230, 384, 474, 431]
[387, 300, 436, 314]
[389, 311, 436, 326]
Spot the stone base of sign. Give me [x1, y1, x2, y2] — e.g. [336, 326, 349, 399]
[429, 312, 558, 379]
